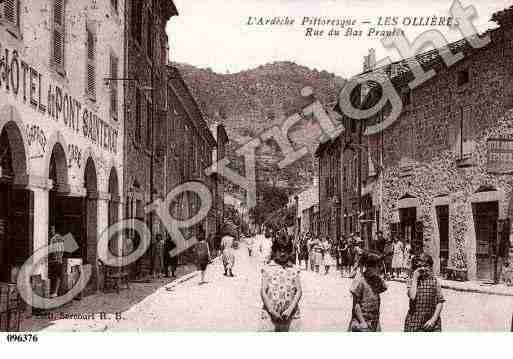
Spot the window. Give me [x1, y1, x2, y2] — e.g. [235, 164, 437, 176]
[110, 53, 119, 119]
[51, 0, 65, 74]
[146, 99, 152, 148]
[110, 0, 118, 12]
[132, 0, 142, 44]
[86, 26, 96, 100]
[457, 69, 469, 86]
[146, 11, 153, 59]
[1, 0, 20, 32]
[135, 89, 142, 143]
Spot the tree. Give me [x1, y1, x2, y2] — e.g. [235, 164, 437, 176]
[248, 183, 289, 227]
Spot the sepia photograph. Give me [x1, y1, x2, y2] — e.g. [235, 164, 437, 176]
[1, 0, 513, 346]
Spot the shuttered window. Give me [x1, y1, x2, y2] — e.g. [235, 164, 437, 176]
[146, 12, 153, 59]
[131, 0, 142, 44]
[52, 0, 65, 73]
[1, 0, 20, 30]
[146, 99, 152, 148]
[135, 89, 142, 143]
[110, 53, 119, 120]
[86, 26, 96, 100]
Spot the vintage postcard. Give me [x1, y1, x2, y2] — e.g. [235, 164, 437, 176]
[0, 0, 513, 338]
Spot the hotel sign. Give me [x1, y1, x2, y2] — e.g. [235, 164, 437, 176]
[0, 44, 118, 154]
[487, 138, 513, 174]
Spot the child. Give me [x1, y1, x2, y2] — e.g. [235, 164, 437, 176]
[196, 234, 211, 285]
[349, 252, 387, 332]
[404, 253, 445, 332]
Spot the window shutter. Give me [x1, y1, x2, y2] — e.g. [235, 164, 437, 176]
[4, 0, 19, 27]
[52, 0, 65, 71]
[146, 100, 152, 148]
[135, 90, 141, 143]
[86, 27, 96, 99]
[110, 54, 118, 119]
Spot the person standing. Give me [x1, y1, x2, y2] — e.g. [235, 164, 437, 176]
[260, 233, 302, 332]
[402, 239, 412, 279]
[246, 235, 254, 257]
[48, 227, 64, 298]
[152, 234, 164, 280]
[164, 234, 178, 278]
[221, 234, 236, 277]
[404, 254, 445, 332]
[322, 237, 336, 275]
[311, 236, 323, 274]
[196, 233, 211, 285]
[348, 252, 387, 332]
[339, 236, 349, 277]
[374, 231, 386, 256]
[299, 234, 310, 270]
[391, 236, 404, 279]
[383, 237, 394, 280]
[349, 236, 364, 278]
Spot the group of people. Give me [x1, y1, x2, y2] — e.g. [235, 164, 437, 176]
[297, 233, 337, 274]
[258, 228, 445, 332]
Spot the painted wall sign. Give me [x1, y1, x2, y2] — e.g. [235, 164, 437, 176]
[25, 124, 47, 153]
[487, 138, 513, 174]
[0, 44, 118, 154]
[68, 144, 82, 169]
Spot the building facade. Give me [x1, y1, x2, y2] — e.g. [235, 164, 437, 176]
[165, 65, 217, 243]
[123, 0, 177, 278]
[0, 0, 124, 292]
[323, 6, 513, 281]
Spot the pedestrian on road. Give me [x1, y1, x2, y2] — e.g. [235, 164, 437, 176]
[349, 252, 387, 331]
[260, 233, 302, 332]
[152, 234, 165, 280]
[391, 236, 404, 279]
[339, 236, 350, 277]
[196, 233, 211, 285]
[404, 253, 445, 332]
[349, 236, 364, 278]
[383, 237, 394, 280]
[322, 237, 336, 275]
[164, 234, 178, 278]
[311, 236, 323, 274]
[299, 233, 310, 270]
[246, 236, 254, 257]
[221, 234, 236, 277]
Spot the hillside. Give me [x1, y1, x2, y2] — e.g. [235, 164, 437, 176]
[174, 61, 345, 192]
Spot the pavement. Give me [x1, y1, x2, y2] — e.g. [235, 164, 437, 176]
[27, 238, 513, 331]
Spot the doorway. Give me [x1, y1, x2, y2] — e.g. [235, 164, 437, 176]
[436, 205, 449, 276]
[473, 201, 499, 281]
[0, 123, 30, 282]
[400, 207, 421, 254]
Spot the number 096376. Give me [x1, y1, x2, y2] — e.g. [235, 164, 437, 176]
[6, 334, 38, 343]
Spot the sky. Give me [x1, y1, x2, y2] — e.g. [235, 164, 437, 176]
[166, 0, 511, 78]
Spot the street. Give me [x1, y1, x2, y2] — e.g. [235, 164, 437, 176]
[37, 238, 513, 332]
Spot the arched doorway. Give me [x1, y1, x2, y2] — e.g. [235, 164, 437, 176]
[107, 167, 120, 259]
[83, 158, 98, 268]
[48, 143, 71, 245]
[0, 122, 29, 282]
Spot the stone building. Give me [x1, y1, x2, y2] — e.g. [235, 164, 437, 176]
[209, 121, 229, 238]
[0, 0, 124, 292]
[165, 65, 218, 244]
[123, 0, 177, 278]
[328, 6, 513, 281]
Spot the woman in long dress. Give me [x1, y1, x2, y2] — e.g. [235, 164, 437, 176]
[221, 235, 236, 277]
[322, 237, 336, 275]
[402, 239, 412, 278]
[260, 233, 302, 332]
[391, 237, 404, 279]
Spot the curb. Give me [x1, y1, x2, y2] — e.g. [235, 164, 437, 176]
[390, 278, 513, 298]
[165, 256, 221, 291]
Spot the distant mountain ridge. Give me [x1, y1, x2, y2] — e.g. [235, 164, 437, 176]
[173, 61, 345, 191]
